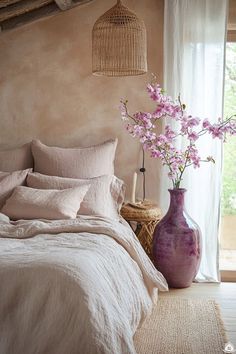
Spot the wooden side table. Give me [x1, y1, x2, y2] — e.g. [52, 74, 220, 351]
[120, 201, 161, 260]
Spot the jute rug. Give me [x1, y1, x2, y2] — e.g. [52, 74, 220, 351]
[134, 298, 227, 354]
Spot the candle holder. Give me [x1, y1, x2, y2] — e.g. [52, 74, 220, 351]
[131, 171, 137, 204]
[130, 147, 146, 205]
[140, 147, 146, 202]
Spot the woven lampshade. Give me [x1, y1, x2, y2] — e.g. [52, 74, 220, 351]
[92, 0, 147, 77]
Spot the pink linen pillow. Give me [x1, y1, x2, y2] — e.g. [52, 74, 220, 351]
[1, 185, 90, 220]
[0, 143, 33, 172]
[0, 169, 32, 209]
[27, 173, 125, 219]
[31, 139, 118, 179]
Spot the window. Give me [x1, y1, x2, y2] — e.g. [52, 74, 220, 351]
[220, 41, 236, 278]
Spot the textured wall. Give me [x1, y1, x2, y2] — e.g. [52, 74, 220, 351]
[0, 0, 164, 202]
[229, 0, 236, 28]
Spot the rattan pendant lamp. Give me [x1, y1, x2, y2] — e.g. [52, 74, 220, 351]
[92, 0, 147, 76]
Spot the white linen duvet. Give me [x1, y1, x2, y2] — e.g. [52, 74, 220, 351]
[0, 213, 168, 354]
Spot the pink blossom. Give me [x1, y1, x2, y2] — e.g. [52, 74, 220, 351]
[156, 134, 168, 146]
[151, 149, 162, 158]
[188, 117, 201, 127]
[133, 111, 154, 129]
[170, 162, 179, 172]
[153, 103, 170, 119]
[207, 125, 224, 139]
[171, 105, 183, 120]
[164, 125, 176, 142]
[145, 131, 157, 141]
[188, 145, 201, 168]
[192, 156, 201, 168]
[221, 121, 236, 135]
[202, 118, 211, 129]
[181, 115, 201, 134]
[146, 83, 163, 102]
[133, 125, 144, 137]
[188, 132, 199, 142]
[120, 81, 236, 188]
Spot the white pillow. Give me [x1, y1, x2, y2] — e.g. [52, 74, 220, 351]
[31, 139, 118, 179]
[27, 173, 125, 219]
[0, 169, 32, 209]
[1, 185, 90, 220]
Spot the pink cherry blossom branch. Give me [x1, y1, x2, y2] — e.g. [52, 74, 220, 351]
[119, 81, 236, 189]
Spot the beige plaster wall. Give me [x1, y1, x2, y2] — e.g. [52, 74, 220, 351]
[0, 0, 164, 202]
[229, 0, 236, 29]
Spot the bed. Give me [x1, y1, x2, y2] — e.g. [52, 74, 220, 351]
[0, 139, 168, 354]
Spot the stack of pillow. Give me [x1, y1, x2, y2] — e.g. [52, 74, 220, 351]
[0, 139, 125, 220]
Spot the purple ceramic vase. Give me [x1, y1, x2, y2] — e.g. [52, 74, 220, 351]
[153, 188, 202, 288]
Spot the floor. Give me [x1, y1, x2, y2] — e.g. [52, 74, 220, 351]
[160, 282, 236, 344]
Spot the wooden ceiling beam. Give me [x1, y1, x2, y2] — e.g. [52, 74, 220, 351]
[0, 2, 57, 31]
[54, 0, 72, 11]
[0, 0, 53, 22]
[0, 0, 22, 9]
[0, 0, 94, 32]
[54, 0, 94, 11]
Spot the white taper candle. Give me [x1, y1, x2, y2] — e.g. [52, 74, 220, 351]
[131, 172, 137, 204]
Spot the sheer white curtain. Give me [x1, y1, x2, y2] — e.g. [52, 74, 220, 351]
[160, 0, 228, 282]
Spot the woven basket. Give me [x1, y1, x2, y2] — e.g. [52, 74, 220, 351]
[92, 0, 147, 76]
[120, 201, 161, 260]
[120, 201, 161, 222]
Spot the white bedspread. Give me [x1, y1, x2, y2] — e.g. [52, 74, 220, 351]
[0, 213, 168, 354]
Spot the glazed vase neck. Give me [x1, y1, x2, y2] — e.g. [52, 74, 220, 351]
[166, 188, 186, 218]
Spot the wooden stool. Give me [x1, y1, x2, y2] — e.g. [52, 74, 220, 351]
[120, 201, 161, 260]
